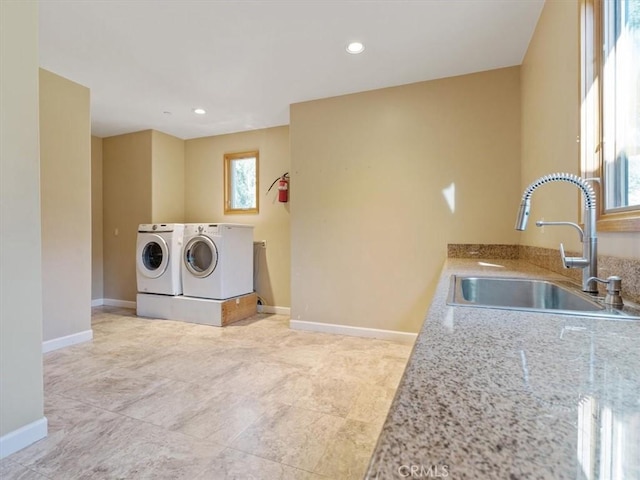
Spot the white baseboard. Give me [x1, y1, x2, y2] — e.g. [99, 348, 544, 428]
[91, 298, 104, 307]
[290, 320, 417, 345]
[42, 329, 93, 353]
[0, 417, 47, 459]
[257, 305, 291, 315]
[103, 298, 136, 309]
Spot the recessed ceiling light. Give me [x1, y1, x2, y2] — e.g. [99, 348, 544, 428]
[193, 108, 206, 115]
[346, 42, 365, 54]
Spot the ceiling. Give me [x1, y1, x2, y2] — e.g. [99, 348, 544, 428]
[39, 0, 544, 140]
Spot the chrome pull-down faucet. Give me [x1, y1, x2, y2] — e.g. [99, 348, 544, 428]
[515, 172, 598, 294]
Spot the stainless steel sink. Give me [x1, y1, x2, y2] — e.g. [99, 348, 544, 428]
[447, 275, 640, 320]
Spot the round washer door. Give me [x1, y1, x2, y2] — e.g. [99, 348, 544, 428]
[184, 235, 218, 278]
[137, 234, 169, 279]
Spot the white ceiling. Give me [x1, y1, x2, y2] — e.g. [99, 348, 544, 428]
[39, 0, 544, 140]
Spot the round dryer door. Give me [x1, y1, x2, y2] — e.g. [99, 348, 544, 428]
[184, 235, 218, 278]
[137, 234, 169, 279]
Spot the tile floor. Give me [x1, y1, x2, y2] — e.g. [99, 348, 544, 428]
[1, 306, 412, 480]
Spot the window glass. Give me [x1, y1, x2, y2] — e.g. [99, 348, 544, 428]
[601, 0, 640, 211]
[224, 151, 259, 214]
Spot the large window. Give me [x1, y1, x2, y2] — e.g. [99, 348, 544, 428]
[582, 0, 640, 231]
[224, 150, 259, 214]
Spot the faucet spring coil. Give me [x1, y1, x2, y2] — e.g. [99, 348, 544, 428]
[521, 172, 596, 209]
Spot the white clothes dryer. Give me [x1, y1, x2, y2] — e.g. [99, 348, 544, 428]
[136, 223, 184, 295]
[182, 223, 254, 300]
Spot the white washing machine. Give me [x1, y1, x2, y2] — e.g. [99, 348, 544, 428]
[136, 223, 184, 295]
[182, 223, 254, 300]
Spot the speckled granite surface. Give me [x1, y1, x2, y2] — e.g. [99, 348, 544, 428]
[366, 258, 640, 479]
[447, 244, 520, 260]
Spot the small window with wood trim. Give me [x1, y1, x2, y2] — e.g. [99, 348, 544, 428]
[224, 150, 259, 214]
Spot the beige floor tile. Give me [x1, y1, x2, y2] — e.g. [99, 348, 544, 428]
[347, 383, 398, 426]
[264, 371, 362, 417]
[197, 395, 283, 445]
[44, 392, 110, 433]
[0, 458, 48, 480]
[195, 447, 328, 480]
[383, 341, 415, 359]
[124, 383, 277, 445]
[118, 377, 221, 422]
[59, 367, 174, 413]
[172, 324, 228, 349]
[311, 350, 409, 389]
[44, 340, 171, 396]
[332, 335, 397, 353]
[230, 404, 345, 471]
[309, 350, 389, 383]
[291, 375, 361, 417]
[90, 316, 151, 337]
[131, 347, 245, 384]
[10, 406, 138, 478]
[374, 355, 409, 389]
[4, 308, 411, 479]
[210, 360, 305, 397]
[313, 419, 381, 480]
[71, 422, 225, 480]
[279, 330, 345, 349]
[44, 356, 112, 394]
[263, 343, 333, 368]
[14, 397, 225, 480]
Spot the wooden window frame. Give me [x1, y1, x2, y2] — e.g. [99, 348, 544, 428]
[581, 0, 640, 232]
[223, 150, 259, 215]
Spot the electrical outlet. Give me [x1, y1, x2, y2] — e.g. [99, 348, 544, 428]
[254, 240, 267, 248]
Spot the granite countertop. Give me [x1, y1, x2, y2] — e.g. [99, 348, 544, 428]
[366, 258, 640, 479]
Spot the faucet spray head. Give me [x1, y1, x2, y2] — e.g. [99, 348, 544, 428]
[515, 199, 530, 231]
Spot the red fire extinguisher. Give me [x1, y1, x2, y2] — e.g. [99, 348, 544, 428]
[267, 173, 289, 203]
[277, 174, 289, 203]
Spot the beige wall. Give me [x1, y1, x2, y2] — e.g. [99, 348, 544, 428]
[92, 136, 104, 300]
[103, 131, 152, 302]
[290, 68, 521, 333]
[39, 69, 92, 342]
[521, 0, 639, 259]
[520, 0, 583, 253]
[102, 129, 186, 301]
[152, 130, 185, 223]
[185, 126, 291, 307]
[0, 0, 44, 440]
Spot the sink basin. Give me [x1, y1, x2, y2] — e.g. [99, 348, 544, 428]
[447, 275, 640, 319]
[450, 276, 601, 311]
